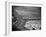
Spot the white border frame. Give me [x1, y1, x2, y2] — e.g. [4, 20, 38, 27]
[6, 2, 44, 36]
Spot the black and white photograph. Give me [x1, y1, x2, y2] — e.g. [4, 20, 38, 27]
[12, 6, 41, 31]
[1, 0, 46, 37]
